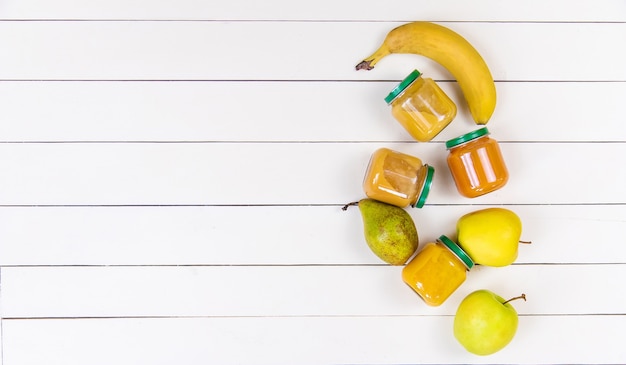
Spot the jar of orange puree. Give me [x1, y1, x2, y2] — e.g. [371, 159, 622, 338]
[363, 148, 434, 208]
[402, 235, 474, 306]
[445, 127, 509, 198]
[385, 69, 457, 142]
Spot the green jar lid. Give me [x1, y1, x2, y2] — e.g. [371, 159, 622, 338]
[445, 127, 490, 149]
[438, 235, 474, 269]
[412, 164, 434, 208]
[384, 69, 422, 104]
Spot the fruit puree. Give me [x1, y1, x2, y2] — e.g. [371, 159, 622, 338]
[446, 127, 508, 198]
[402, 235, 473, 306]
[363, 148, 433, 208]
[386, 70, 457, 142]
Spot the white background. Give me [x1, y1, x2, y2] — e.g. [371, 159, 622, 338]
[1, 1, 625, 364]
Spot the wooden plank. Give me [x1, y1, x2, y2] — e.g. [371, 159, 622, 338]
[1, 205, 624, 266]
[2, 315, 625, 364]
[2, 264, 624, 318]
[1, 0, 624, 21]
[1, 81, 624, 143]
[0, 142, 623, 205]
[0, 22, 624, 81]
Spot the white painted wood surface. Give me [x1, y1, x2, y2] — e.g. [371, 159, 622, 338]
[1, 1, 625, 364]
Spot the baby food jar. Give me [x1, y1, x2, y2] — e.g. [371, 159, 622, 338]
[445, 127, 509, 198]
[402, 235, 474, 306]
[363, 147, 434, 208]
[385, 69, 457, 142]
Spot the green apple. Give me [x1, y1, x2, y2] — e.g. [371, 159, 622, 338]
[453, 290, 526, 356]
[456, 207, 526, 267]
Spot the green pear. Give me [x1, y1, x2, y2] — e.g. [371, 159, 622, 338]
[453, 290, 526, 356]
[456, 207, 525, 267]
[343, 199, 419, 265]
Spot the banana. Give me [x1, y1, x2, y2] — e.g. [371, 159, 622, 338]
[356, 22, 496, 125]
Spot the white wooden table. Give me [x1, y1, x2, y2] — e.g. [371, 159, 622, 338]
[1, 1, 625, 364]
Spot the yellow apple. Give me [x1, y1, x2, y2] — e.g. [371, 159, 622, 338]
[453, 289, 526, 356]
[456, 207, 523, 267]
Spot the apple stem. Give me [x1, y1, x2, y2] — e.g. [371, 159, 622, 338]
[519, 240, 532, 244]
[341, 201, 359, 211]
[503, 294, 527, 305]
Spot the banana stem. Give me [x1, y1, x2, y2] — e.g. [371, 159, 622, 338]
[355, 60, 375, 71]
[519, 240, 532, 244]
[355, 45, 390, 71]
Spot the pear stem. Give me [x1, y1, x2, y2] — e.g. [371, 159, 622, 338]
[503, 294, 526, 305]
[341, 201, 360, 211]
[519, 240, 532, 244]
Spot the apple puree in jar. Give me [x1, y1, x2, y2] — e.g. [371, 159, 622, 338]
[386, 69, 457, 142]
[363, 148, 434, 208]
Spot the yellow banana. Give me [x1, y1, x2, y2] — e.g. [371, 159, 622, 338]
[356, 22, 496, 125]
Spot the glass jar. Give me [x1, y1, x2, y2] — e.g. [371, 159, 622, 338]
[402, 235, 474, 306]
[363, 147, 434, 208]
[445, 127, 509, 198]
[385, 69, 457, 142]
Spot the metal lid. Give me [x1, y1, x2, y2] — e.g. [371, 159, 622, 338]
[384, 69, 422, 104]
[412, 164, 434, 208]
[445, 127, 490, 149]
[438, 235, 474, 269]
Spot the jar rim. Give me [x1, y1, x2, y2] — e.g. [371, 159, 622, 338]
[412, 164, 434, 208]
[438, 235, 474, 269]
[384, 69, 422, 104]
[445, 127, 490, 149]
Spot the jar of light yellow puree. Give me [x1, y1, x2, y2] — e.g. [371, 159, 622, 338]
[385, 69, 457, 142]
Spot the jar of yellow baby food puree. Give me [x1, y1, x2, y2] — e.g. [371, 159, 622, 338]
[402, 235, 474, 306]
[445, 127, 509, 198]
[385, 70, 457, 142]
[363, 148, 434, 208]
